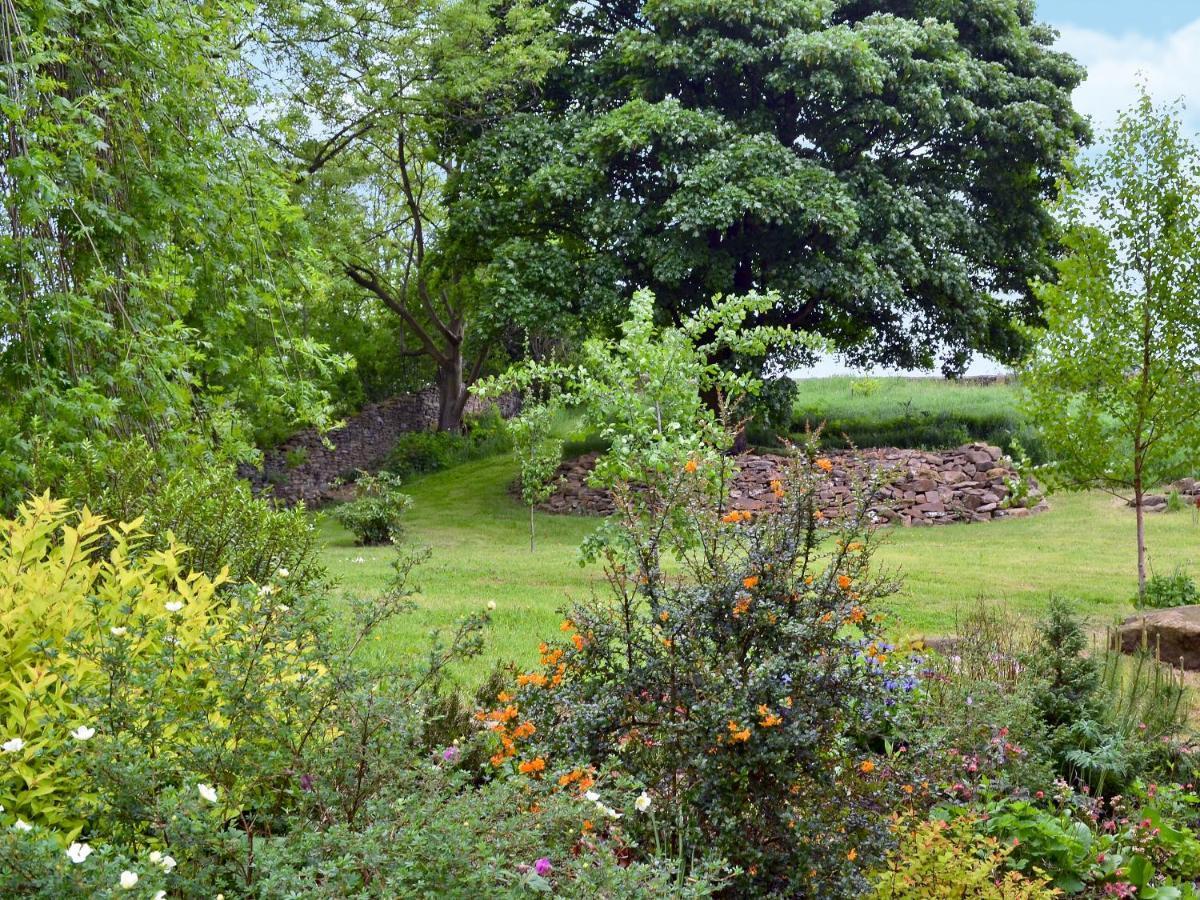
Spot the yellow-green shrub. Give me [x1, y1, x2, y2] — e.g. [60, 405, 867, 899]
[0, 494, 227, 837]
[871, 816, 1057, 899]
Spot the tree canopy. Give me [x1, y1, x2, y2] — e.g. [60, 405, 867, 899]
[453, 0, 1090, 374]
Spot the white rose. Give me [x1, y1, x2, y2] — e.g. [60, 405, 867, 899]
[1, 737, 24, 753]
[158, 854, 176, 873]
[71, 725, 96, 741]
[119, 870, 138, 889]
[13, 819, 32, 832]
[110, 626, 127, 637]
[165, 601, 183, 612]
[277, 567, 289, 578]
[635, 791, 652, 813]
[198, 783, 218, 803]
[584, 790, 600, 802]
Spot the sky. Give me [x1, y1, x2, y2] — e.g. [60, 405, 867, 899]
[805, 1, 1200, 378]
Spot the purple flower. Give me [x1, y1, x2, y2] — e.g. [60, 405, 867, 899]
[441, 746, 460, 764]
[299, 773, 315, 792]
[534, 857, 552, 877]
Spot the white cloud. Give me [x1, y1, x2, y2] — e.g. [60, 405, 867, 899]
[1055, 18, 1200, 134]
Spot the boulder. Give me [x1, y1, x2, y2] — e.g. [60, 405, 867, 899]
[1118, 606, 1200, 670]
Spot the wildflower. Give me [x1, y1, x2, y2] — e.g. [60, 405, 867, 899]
[848, 607, 865, 624]
[165, 601, 183, 613]
[497, 691, 513, 703]
[198, 783, 218, 803]
[847, 848, 857, 862]
[560, 619, 574, 631]
[596, 802, 622, 819]
[727, 721, 751, 743]
[770, 479, 785, 498]
[2, 737, 25, 753]
[837, 574, 852, 590]
[732, 597, 751, 617]
[635, 792, 652, 813]
[71, 726, 96, 741]
[518, 757, 547, 776]
[119, 871, 138, 890]
[67, 842, 93, 864]
[816, 458, 834, 473]
[572, 633, 585, 651]
[487, 600, 497, 610]
[534, 857, 553, 877]
[257, 584, 276, 597]
[110, 626, 127, 637]
[490, 753, 506, 767]
[582, 820, 594, 833]
[684, 458, 698, 474]
[659, 610, 669, 622]
[13, 819, 32, 832]
[858, 759, 875, 774]
[742, 575, 759, 589]
[442, 746, 460, 763]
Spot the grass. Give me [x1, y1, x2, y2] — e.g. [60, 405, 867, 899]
[787, 375, 1042, 460]
[318, 452, 1200, 683]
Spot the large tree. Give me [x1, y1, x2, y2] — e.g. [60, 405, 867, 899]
[262, 0, 565, 431]
[453, 0, 1089, 374]
[1022, 93, 1200, 600]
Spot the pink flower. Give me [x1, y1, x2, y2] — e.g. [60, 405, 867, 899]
[534, 857, 552, 877]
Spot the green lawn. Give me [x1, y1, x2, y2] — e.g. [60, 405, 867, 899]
[319, 454, 1199, 680]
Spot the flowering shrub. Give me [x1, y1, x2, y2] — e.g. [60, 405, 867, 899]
[0, 494, 227, 836]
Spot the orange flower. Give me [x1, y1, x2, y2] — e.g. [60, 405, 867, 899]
[847, 541, 864, 552]
[684, 458, 698, 474]
[837, 574, 852, 590]
[758, 705, 782, 727]
[858, 759, 875, 774]
[496, 691, 513, 703]
[662, 638, 673, 649]
[783, 695, 793, 708]
[742, 575, 760, 589]
[582, 820, 594, 833]
[517, 672, 548, 688]
[848, 606, 866, 624]
[902, 784, 914, 795]
[721, 510, 741, 524]
[572, 633, 585, 651]
[513, 721, 537, 739]
[815, 458, 834, 473]
[770, 479, 785, 498]
[847, 848, 858, 862]
[560, 619, 574, 632]
[727, 721, 751, 742]
[659, 610, 670, 622]
[819, 612, 833, 624]
[518, 757, 547, 775]
[814, 509, 825, 521]
[732, 597, 752, 617]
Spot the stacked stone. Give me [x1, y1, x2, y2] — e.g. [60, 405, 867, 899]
[240, 389, 519, 506]
[538, 443, 1047, 526]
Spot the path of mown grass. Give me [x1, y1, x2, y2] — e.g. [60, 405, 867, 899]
[319, 454, 1200, 682]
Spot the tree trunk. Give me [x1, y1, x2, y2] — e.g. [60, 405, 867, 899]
[435, 349, 467, 433]
[1134, 471, 1147, 601]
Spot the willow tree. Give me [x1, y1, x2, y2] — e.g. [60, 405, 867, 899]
[1023, 93, 1200, 600]
[0, 0, 343, 507]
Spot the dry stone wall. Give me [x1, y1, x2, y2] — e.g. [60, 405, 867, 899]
[240, 388, 518, 506]
[539, 443, 1046, 526]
